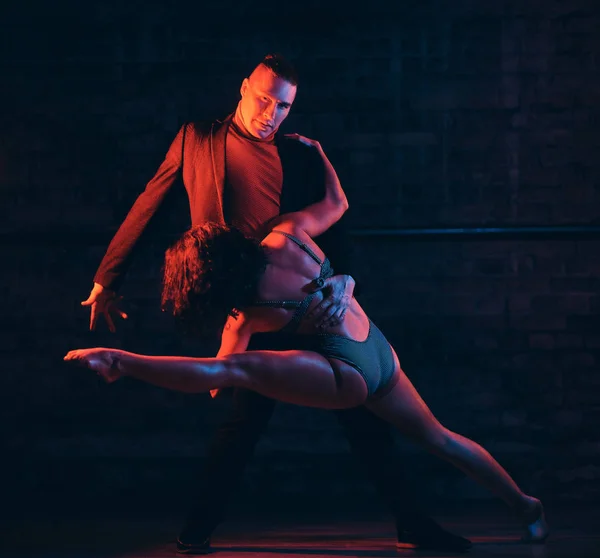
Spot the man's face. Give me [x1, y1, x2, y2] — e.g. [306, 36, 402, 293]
[238, 65, 297, 139]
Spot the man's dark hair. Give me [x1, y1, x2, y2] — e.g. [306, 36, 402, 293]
[260, 53, 299, 86]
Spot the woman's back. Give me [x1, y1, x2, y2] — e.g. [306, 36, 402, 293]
[247, 223, 371, 341]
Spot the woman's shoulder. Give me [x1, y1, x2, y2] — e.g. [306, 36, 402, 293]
[262, 222, 311, 245]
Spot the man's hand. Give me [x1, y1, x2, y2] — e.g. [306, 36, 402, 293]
[307, 274, 355, 329]
[81, 282, 128, 333]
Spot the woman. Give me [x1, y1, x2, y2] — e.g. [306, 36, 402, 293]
[66, 135, 548, 542]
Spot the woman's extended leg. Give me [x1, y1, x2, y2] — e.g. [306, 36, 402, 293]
[365, 350, 548, 541]
[64, 347, 369, 410]
[226, 350, 370, 408]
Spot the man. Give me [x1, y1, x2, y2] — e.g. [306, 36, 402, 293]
[82, 54, 471, 553]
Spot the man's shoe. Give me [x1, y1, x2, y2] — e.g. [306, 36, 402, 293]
[176, 524, 213, 555]
[397, 528, 472, 553]
[176, 535, 211, 554]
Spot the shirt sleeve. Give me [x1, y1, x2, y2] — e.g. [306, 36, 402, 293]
[93, 124, 187, 291]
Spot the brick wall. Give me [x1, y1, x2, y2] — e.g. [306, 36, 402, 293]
[2, 1, 599, 514]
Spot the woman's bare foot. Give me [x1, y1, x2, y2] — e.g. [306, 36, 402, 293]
[520, 497, 549, 543]
[64, 348, 123, 383]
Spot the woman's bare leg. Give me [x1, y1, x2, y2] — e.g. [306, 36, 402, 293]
[225, 350, 369, 408]
[365, 351, 548, 540]
[64, 347, 370, 409]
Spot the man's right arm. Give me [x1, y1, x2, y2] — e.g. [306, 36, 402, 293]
[83, 124, 189, 331]
[93, 123, 188, 291]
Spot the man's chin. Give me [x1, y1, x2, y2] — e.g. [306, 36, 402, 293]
[250, 124, 276, 139]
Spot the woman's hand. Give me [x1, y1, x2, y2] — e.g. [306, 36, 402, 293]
[284, 133, 323, 152]
[64, 348, 123, 383]
[275, 133, 348, 238]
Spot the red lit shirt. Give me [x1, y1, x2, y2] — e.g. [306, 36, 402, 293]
[224, 115, 283, 239]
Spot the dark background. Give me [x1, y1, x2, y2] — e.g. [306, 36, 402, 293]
[1, 0, 599, 519]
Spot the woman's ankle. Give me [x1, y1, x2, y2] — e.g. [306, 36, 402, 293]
[517, 496, 542, 523]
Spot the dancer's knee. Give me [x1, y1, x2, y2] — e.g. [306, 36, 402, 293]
[434, 429, 475, 464]
[221, 353, 254, 389]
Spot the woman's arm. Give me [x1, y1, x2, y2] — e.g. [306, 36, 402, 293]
[270, 134, 348, 238]
[209, 314, 254, 397]
[217, 314, 254, 357]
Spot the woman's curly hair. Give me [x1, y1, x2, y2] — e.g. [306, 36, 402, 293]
[161, 223, 269, 336]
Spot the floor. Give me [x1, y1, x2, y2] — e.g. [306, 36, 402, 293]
[2, 507, 598, 558]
